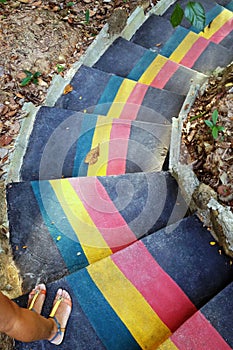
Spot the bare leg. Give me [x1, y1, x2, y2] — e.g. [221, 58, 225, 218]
[0, 290, 56, 342]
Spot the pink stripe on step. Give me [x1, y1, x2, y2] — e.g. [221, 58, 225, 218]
[120, 83, 149, 120]
[151, 60, 179, 89]
[171, 311, 232, 349]
[69, 177, 137, 252]
[107, 119, 131, 175]
[180, 37, 209, 68]
[210, 18, 233, 44]
[112, 240, 197, 331]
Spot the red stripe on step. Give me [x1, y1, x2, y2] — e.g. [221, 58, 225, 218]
[107, 119, 131, 175]
[120, 83, 149, 120]
[180, 37, 209, 68]
[171, 311, 232, 349]
[69, 177, 137, 252]
[111, 240, 197, 332]
[151, 60, 179, 89]
[210, 18, 233, 44]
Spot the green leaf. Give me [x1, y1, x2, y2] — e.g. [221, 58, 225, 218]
[23, 70, 33, 77]
[205, 120, 213, 128]
[85, 9, 90, 23]
[184, 2, 206, 31]
[33, 72, 41, 78]
[0, 0, 7, 3]
[217, 126, 224, 132]
[211, 109, 218, 125]
[67, 1, 74, 6]
[170, 3, 184, 27]
[212, 126, 218, 139]
[20, 76, 32, 86]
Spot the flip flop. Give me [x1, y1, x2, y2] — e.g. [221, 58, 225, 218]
[48, 289, 72, 346]
[27, 283, 46, 313]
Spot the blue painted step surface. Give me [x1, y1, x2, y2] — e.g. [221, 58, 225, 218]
[55, 65, 185, 121]
[7, 171, 188, 291]
[20, 106, 171, 181]
[93, 37, 207, 95]
[13, 215, 233, 350]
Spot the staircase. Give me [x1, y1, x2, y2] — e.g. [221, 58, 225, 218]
[6, 1, 233, 349]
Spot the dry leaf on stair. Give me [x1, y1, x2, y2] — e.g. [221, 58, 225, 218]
[63, 84, 73, 95]
[85, 144, 100, 165]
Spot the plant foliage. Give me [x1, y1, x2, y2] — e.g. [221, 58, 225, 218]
[205, 109, 224, 140]
[171, 1, 206, 31]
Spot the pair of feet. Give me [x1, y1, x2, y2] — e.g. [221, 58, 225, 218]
[28, 284, 72, 345]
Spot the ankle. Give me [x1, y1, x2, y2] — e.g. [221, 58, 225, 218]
[47, 318, 58, 341]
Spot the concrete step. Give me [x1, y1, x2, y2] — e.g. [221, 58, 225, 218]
[93, 37, 207, 96]
[131, 14, 233, 74]
[163, 0, 233, 35]
[55, 65, 185, 120]
[159, 281, 233, 349]
[13, 215, 233, 349]
[20, 106, 171, 181]
[7, 171, 187, 291]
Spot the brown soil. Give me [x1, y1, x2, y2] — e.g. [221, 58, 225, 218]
[182, 63, 233, 210]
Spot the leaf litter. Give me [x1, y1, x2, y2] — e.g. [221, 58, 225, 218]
[182, 62, 233, 211]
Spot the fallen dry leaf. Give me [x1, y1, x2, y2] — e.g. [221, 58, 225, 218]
[63, 84, 73, 95]
[85, 144, 100, 165]
[0, 135, 13, 147]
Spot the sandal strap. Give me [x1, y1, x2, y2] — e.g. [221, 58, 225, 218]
[28, 289, 46, 311]
[49, 316, 64, 343]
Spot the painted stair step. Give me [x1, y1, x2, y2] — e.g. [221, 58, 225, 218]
[169, 2, 233, 52]
[163, 0, 233, 32]
[131, 15, 233, 74]
[7, 171, 188, 291]
[159, 281, 233, 349]
[20, 106, 171, 181]
[13, 215, 233, 350]
[55, 65, 185, 121]
[93, 37, 207, 96]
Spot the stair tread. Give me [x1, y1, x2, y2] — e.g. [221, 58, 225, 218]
[163, 0, 232, 31]
[93, 37, 207, 96]
[55, 65, 185, 119]
[20, 106, 171, 181]
[158, 281, 233, 349]
[14, 215, 233, 349]
[131, 14, 233, 74]
[7, 171, 187, 290]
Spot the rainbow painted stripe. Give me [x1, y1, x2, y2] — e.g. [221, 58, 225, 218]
[127, 5, 232, 86]
[65, 217, 233, 349]
[159, 311, 232, 349]
[29, 172, 182, 273]
[71, 115, 170, 177]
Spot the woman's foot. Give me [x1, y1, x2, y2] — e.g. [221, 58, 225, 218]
[48, 289, 72, 346]
[27, 283, 46, 314]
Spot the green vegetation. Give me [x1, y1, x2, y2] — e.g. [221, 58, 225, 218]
[170, 2, 206, 31]
[20, 71, 41, 87]
[205, 109, 224, 140]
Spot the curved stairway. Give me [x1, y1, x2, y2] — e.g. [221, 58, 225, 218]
[6, 1, 233, 349]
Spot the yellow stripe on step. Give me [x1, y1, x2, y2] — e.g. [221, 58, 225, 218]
[139, 55, 168, 85]
[88, 257, 171, 349]
[87, 116, 112, 177]
[169, 31, 199, 63]
[200, 9, 233, 39]
[50, 179, 112, 263]
[157, 339, 179, 350]
[107, 79, 137, 118]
